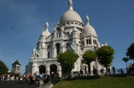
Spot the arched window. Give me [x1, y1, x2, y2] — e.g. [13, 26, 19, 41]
[71, 21, 74, 24]
[50, 64, 57, 74]
[55, 43, 60, 55]
[57, 28, 61, 38]
[80, 33, 82, 38]
[81, 40, 84, 45]
[89, 39, 91, 44]
[86, 39, 89, 44]
[39, 65, 46, 74]
[47, 46, 51, 58]
[66, 43, 70, 51]
[66, 22, 69, 25]
[93, 39, 97, 44]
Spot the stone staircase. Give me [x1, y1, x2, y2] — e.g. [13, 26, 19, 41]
[40, 81, 54, 88]
[0, 80, 37, 88]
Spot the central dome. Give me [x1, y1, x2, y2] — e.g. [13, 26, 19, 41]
[59, 0, 83, 24]
[60, 10, 83, 23]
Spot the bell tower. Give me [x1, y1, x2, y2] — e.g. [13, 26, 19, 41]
[12, 60, 21, 74]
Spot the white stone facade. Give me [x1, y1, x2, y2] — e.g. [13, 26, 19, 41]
[25, 0, 104, 77]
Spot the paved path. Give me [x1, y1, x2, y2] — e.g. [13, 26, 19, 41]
[43, 81, 54, 88]
[0, 81, 40, 88]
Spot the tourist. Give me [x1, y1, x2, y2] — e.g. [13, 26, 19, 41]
[46, 73, 50, 83]
[51, 72, 54, 83]
[80, 69, 83, 76]
[19, 75, 23, 84]
[7, 74, 10, 81]
[0, 75, 1, 81]
[100, 68, 104, 75]
[112, 66, 115, 75]
[93, 66, 97, 76]
[120, 69, 124, 74]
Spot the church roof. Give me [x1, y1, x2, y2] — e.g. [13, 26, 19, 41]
[59, 0, 83, 24]
[12, 60, 21, 66]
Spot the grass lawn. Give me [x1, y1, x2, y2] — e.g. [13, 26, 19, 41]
[53, 76, 134, 88]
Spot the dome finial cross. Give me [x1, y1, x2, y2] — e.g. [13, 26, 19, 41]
[45, 22, 49, 31]
[86, 16, 90, 25]
[68, 0, 73, 10]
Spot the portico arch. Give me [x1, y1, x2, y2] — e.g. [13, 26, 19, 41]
[39, 65, 46, 74]
[50, 64, 57, 74]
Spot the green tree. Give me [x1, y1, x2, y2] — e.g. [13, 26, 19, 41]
[0, 60, 8, 75]
[126, 43, 134, 61]
[57, 51, 78, 79]
[96, 46, 114, 76]
[122, 57, 129, 69]
[82, 50, 97, 74]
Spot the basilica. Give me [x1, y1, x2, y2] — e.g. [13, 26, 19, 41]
[25, 0, 105, 77]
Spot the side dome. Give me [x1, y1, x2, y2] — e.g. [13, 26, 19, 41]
[83, 25, 97, 36]
[83, 16, 97, 36]
[60, 10, 83, 23]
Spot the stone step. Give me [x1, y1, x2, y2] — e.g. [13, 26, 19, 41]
[0, 81, 38, 88]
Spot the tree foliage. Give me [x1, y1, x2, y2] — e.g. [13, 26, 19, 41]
[82, 50, 97, 73]
[122, 57, 129, 69]
[82, 50, 97, 64]
[57, 51, 78, 78]
[96, 46, 114, 76]
[122, 57, 129, 63]
[0, 60, 8, 75]
[126, 43, 134, 60]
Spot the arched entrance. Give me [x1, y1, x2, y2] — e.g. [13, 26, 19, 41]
[39, 65, 46, 74]
[50, 64, 57, 74]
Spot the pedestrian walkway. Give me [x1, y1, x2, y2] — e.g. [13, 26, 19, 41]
[0, 80, 39, 88]
[44, 81, 54, 88]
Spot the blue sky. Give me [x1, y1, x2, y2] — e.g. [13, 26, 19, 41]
[0, 0, 134, 74]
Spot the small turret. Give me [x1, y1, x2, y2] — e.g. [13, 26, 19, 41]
[41, 22, 51, 37]
[36, 22, 51, 58]
[12, 60, 21, 74]
[83, 16, 97, 36]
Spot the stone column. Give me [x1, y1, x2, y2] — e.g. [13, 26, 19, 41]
[46, 65, 50, 75]
[84, 37, 87, 46]
[44, 47, 47, 58]
[95, 58, 99, 75]
[61, 42, 65, 52]
[91, 35, 93, 46]
[54, 31, 57, 38]
[86, 65, 88, 76]
[32, 65, 35, 75]
[31, 60, 39, 75]
[58, 66, 62, 77]
[52, 44, 56, 58]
